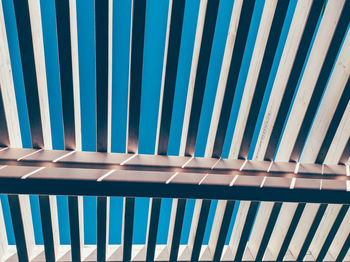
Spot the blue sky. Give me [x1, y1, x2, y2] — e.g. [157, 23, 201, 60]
[0, 0, 331, 247]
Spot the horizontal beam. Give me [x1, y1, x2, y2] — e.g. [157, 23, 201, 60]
[0, 148, 348, 178]
[0, 168, 348, 204]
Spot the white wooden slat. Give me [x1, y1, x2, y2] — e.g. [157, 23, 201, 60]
[285, 29, 350, 259]
[105, 0, 113, 258]
[226, 201, 251, 260]
[275, 1, 347, 162]
[178, 0, 207, 157]
[175, 1, 208, 260]
[69, 0, 82, 152]
[27, 0, 52, 150]
[207, 0, 279, 259]
[203, 0, 244, 158]
[324, 208, 350, 261]
[324, 100, 350, 165]
[0, 1, 38, 260]
[224, 1, 315, 260]
[200, 0, 244, 259]
[27, 2, 64, 260]
[0, 0, 22, 148]
[67, 0, 84, 259]
[253, 0, 342, 161]
[154, 0, 172, 154]
[0, 2, 20, 260]
[228, 0, 292, 159]
[262, 2, 348, 259]
[299, 37, 350, 164]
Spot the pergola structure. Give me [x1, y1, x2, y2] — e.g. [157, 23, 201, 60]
[0, 0, 349, 261]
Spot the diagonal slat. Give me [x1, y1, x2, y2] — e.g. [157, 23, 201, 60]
[179, 0, 220, 157]
[296, 204, 327, 260]
[237, 0, 290, 159]
[255, 202, 282, 261]
[316, 205, 349, 261]
[234, 201, 259, 261]
[210, 0, 255, 158]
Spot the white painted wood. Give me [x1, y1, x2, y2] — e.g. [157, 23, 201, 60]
[227, 201, 251, 260]
[275, 0, 348, 162]
[204, 0, 244, 157]
[287, 203, 320, 258]
[246, 202, 274, 259]
[0, 199, 9, 262]
[106, 245, 122, 261]
[67, 1, 85, 258]
[299, 37, 350, 163]
[202, 1, 245, 259]
[308, 205, 342, 259]
[262, 2, 349, 260]
[27, 0, 52, 150]
[0, 0, 22, 148]
[69, 0, 82, 152]
[253, 0, 340, 161]
[228, 0, 288, 159]
[178, 0, 207, 157]
[284, 23, 350, 260]
[154, 0, 173, 154]
[324, 101, 350, 165]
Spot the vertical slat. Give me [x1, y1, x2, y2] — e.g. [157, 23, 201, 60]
[95, 0, 109, 260]
[155, 0, 185, 156]
[237, 0, 290, 159]
[145, 198, 161, 261]
[168, 199, 186, 261]
[153, 1, 186, 260]
[8, 195, 29, 262]
[12, 0, 44, 149]
[123, 0, 146, 260]
[147, 1, 186, 259]
[123, 197, 135, 262]
[127, 0, 146, 154]
[68, 195, 80, 262]
[55, 0, 75, 150]
[38, 196, 55, 262]
[317, 205, 349, 261]
[12, 1, 49, 261]
[55, 0, 84, 260]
